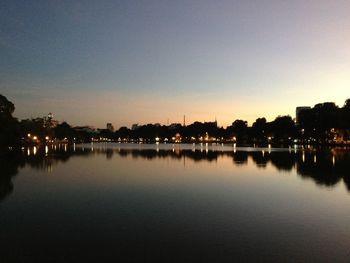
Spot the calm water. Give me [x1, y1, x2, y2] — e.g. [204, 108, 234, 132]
[1, 143, 350, 262]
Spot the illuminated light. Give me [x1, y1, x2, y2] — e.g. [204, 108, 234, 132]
[45, 146, 49, 154]
[73, 143, 76, 152]
[33, 146, 37, 155]
[155, 137, 160, 142]
[314, 155, 317, 164]
[233, 143, 236, 149]
[262, 150, 265, 157]
[64, 144, 67, 152]
[33, 136, 38, 140]
[232, 136, 236, 141]
[45, 136, 49, 140]
[27, 133, 31, 137]
[302, 151, 305, 163]
[332, 155, 335, 166]
[27, 148, 30, 156]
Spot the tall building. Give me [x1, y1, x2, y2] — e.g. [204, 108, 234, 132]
[296, 106, 311, 125]
[106, 123, 114, 132]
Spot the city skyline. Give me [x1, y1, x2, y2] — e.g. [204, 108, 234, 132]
[1, 0, 350, 128]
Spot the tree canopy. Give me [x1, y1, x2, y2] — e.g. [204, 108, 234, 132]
[0, 95, 20, 149]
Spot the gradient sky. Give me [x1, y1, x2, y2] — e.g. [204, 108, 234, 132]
[1, 0, 349, 128]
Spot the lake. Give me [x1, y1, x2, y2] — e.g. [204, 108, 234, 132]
[1, 143, 349, 262]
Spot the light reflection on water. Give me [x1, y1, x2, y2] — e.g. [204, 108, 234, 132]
[0, 143, 349, 262]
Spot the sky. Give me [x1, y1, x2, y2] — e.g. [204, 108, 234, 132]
[1, 0, 350, 128]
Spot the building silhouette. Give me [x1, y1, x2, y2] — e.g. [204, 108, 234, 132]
[106, 123, 114, 132]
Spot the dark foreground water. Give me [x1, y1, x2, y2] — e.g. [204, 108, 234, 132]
[1, 143, 349, 262]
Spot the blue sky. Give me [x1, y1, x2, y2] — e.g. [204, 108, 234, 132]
[1, 0, 349, 128]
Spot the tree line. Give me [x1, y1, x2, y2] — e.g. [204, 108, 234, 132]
[1, 94, 350, 149]
[298, 100, 350, 143]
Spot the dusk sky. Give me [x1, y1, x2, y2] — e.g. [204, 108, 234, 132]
[1, 0, 349, 128]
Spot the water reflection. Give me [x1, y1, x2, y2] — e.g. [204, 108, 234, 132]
[0, 145, 349, 202]
[0, 152, 24, 202]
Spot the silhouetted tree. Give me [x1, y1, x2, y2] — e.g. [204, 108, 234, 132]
[227, 119, 248, 142]
[0, 95, 15, 115]
[0, 95, 20, 148]
[54, 122, 75, 140]
[342, 99, 350, 129]
[115, 126, 131, 139]
[270, 116, 296, 142]
[19, 118, 46, 140]
[251, 117, 267, 143]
